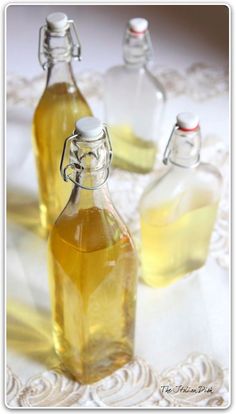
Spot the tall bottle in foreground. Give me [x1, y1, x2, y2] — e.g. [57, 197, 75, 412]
[48, 117, 138, 383]
[140, 113, 222, 288]
[33, 13, 92, 233]
[103, 18, 166, 173]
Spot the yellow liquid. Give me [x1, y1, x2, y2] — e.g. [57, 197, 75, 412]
[48, 207, 138, 384]
[109, 125, 157, 173]
[140, 199, 218, 287]
[32, 82, 92, 233]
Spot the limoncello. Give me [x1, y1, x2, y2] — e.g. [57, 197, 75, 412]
[33, 13, 92, 234]
[48, 117, 138, 383]
[140, 112, 222, 287]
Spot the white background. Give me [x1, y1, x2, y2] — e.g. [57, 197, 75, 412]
[7, 4, 229, 77]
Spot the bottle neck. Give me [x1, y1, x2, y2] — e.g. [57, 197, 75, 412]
[167, 128, 201, 168]
[124, 55, 146, 69]
[46, 61, 77, 88]
[123, 31, 152, 69]
[61, 130, 112, 210]
[42, 28, 78, 88]
[68, 158, 112, 211]
[75, 165, 109, 191]
[69, 179, 111, 211]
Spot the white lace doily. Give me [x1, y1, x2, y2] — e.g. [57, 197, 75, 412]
[6, 353, 229, 408]
[6, 63, 230, 408]
[7, 62, 228, 106]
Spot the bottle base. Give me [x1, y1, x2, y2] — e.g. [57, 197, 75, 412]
[53, 326, 135, 384]
[73, 354, 133, 384]
[55, 347, 133, 384]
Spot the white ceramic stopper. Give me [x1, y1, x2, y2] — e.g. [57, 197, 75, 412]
[177, 112, 199, 130]
[128, 18, 149, 33]
[75, 117, 103, 140]
[46, 12, 68, 32]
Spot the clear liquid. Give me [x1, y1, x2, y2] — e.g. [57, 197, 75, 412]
[109, 125, 157, 173]
[140, 198, 218, 287]
[48, 207, 138, 383]
[32, 82, 92, 234]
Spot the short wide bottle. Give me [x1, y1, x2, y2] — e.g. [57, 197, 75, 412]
[140, 113, 222, 288]
[48, 117, 138, 383]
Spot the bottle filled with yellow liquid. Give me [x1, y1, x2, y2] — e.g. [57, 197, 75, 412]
[33, 13, 92, 234]
[140, 113, 222, 287]
[48, 117, 138, 383]
[104, 18, 166, 173]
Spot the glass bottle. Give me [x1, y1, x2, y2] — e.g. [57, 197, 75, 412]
[103, 18, 166, 174]
[33, 13, 92, 234]
[139, 113, 222, 288]
[48, 117, 138, 384]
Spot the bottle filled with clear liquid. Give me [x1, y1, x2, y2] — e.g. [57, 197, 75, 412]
[48, 117, 138, 383]
[140, 113, 222, 288]
[33, 13, 92, 234]
[103, 18, 166, 173]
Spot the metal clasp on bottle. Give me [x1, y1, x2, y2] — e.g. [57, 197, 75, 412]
[60, 125, 113, 190]
[68, 20, 82, 61]
[38, 20, 82, 70]
[163, 123, 200, 168]
[163, 124, 178, 165]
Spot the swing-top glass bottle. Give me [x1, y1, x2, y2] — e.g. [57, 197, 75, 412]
[33, 12, 92, 234]
[104, 18, 166, 173]
[48, 116, 138, 383]
[140, 113, 222, 288]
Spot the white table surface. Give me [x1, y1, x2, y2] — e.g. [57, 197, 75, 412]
[6, 67, 230, 407]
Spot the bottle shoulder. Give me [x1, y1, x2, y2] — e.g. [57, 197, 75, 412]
[140, 161, 222, 211]
[36, 82, 83, 100]
[197, 161, 223, 181]
[104, 65, 165, 102]
[105, 64, 125, 77]
[34, 82, 92, 118]
[145, 67, 166, 101]
[51, 203, 135, 253]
